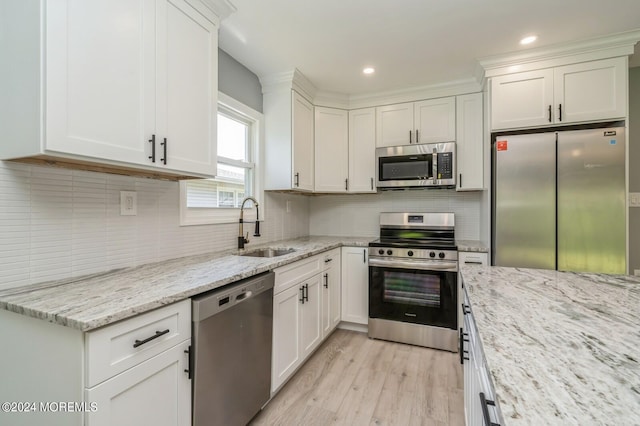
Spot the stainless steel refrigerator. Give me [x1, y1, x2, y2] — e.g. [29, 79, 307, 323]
[492, 125, 626, 274]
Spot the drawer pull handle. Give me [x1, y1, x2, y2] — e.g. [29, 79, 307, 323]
[462, 303, 471, 315]
[464, 261, 483, 265]
[480, 392, 500, 426]
[133, 329, 170, 348]
[459, 328, 470, 365]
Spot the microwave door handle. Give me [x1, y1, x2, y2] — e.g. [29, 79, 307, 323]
[432, 149, 438, 182]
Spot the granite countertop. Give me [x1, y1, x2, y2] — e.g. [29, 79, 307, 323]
[0, 236, 373, 332]
[461, 265, 640, 425]
[456, 240, 489, 253]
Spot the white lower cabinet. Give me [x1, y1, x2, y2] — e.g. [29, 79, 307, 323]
[341, 246, 369, 325]
[86, 340, 191, 426]
[322, 249, 342, 337]
[0, 300, 191, 426]
[271, 249, 342, 393]
[271, 284, 302, 392]
[458, 251, 489, 334]
[462, 289, 504, 426]
[85, 301, 192, 426]
[300, 274, 323, 359]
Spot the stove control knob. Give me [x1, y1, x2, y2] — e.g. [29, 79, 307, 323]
[429, 251, 436, 258]
[439, 252, 445, 259]
[387, 250, 393, 255]
[378, 249, 384, 255]
[407, 250, 414, 257]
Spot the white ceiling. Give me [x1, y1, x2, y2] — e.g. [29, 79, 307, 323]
[218, 0, 640, 96]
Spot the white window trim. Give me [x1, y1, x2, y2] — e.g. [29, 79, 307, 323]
[179, 92, 264, 226]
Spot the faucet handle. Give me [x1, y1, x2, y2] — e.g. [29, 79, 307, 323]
[245, 232, 250, 244]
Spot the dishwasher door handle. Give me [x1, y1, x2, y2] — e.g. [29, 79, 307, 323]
[236, 291, 252, 302]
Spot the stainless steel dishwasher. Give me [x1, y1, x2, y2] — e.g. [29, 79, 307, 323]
[192, 271, 274, 426]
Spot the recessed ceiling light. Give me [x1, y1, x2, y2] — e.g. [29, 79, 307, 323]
[520, 35, 537, 45]
[363, 67, 375, 75]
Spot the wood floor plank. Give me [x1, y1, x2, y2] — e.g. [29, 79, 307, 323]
[251, 329, 465, 426]
[333, 366, 387, 426]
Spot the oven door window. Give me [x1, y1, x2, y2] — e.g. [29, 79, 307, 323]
[379, 154, 432, 181]
[383, 271, 440, 308]
[369, 266, 457, 330]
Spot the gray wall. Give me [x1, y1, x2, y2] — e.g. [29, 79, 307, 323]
[629, 67, 640, 274]
[218, 48, 263, 112]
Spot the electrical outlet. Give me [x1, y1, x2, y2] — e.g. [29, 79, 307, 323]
[630, 193, 640, 208]
[120, 191, 137, 216]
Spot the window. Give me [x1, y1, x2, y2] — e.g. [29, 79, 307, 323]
[180, 93, 263, 225]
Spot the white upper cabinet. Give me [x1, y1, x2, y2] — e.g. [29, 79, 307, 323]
[264, 89, 315, 191]
[45, 0, 156, 167]
[491, 57, 627, 130]
[315, 107, 348, 192]
[2, 0, 219, 178]
[490, 69, 554, 130]
[155, 0, 218, 176]
[553, 58, 626, 124]
[456, 93, 484, 191]
[348, 108, 376, 193]
[292, 91, 315, 191]
[376, 102, 415, 147]
[376, 97, 456, 147]
[414, 97, 456, 144]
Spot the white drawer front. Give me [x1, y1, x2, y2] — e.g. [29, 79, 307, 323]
[322, 248, 340, 271]
[274, 254, 322, 294]
[86, 299, 191, 388]
[459, 252, 488, 266]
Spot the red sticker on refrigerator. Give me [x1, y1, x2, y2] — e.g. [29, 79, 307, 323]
[496, 140, 508, 151]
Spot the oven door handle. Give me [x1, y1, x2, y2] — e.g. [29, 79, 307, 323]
[369, 257, 458, 272]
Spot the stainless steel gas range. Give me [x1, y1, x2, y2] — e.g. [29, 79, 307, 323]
[368, 212, 458, 352]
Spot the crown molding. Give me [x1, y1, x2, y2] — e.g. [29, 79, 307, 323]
[259, 69, 317, 102]
[261, 69, 482, 109]
[313, 91, 350, 109]
[480, 29, 640, 78]
[193, 0, 236, 25]
[346, 78, 482, 109]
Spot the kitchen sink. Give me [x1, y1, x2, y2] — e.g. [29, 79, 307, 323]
[238, 247, 296, 258]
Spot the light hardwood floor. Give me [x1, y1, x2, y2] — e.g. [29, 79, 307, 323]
[251, 329, 465, 426]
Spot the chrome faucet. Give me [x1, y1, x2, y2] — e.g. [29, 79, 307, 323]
[238, 196, 260, 249]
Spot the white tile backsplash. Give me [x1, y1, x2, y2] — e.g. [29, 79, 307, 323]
[308, 190, 482, 239]
[0, 161, 310, 291]
[0, 160, 483, 291]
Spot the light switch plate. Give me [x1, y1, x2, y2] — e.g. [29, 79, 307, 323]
[120, 191, 137, 216]
[630, 193, 640, 208]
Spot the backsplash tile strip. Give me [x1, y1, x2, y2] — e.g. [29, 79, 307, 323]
[0, 161, 311, 290]
[0, 159, 480, 291]
[308, 191, 482, 240]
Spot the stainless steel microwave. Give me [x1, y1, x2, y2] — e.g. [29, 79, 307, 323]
[376, 142, 456, 189]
